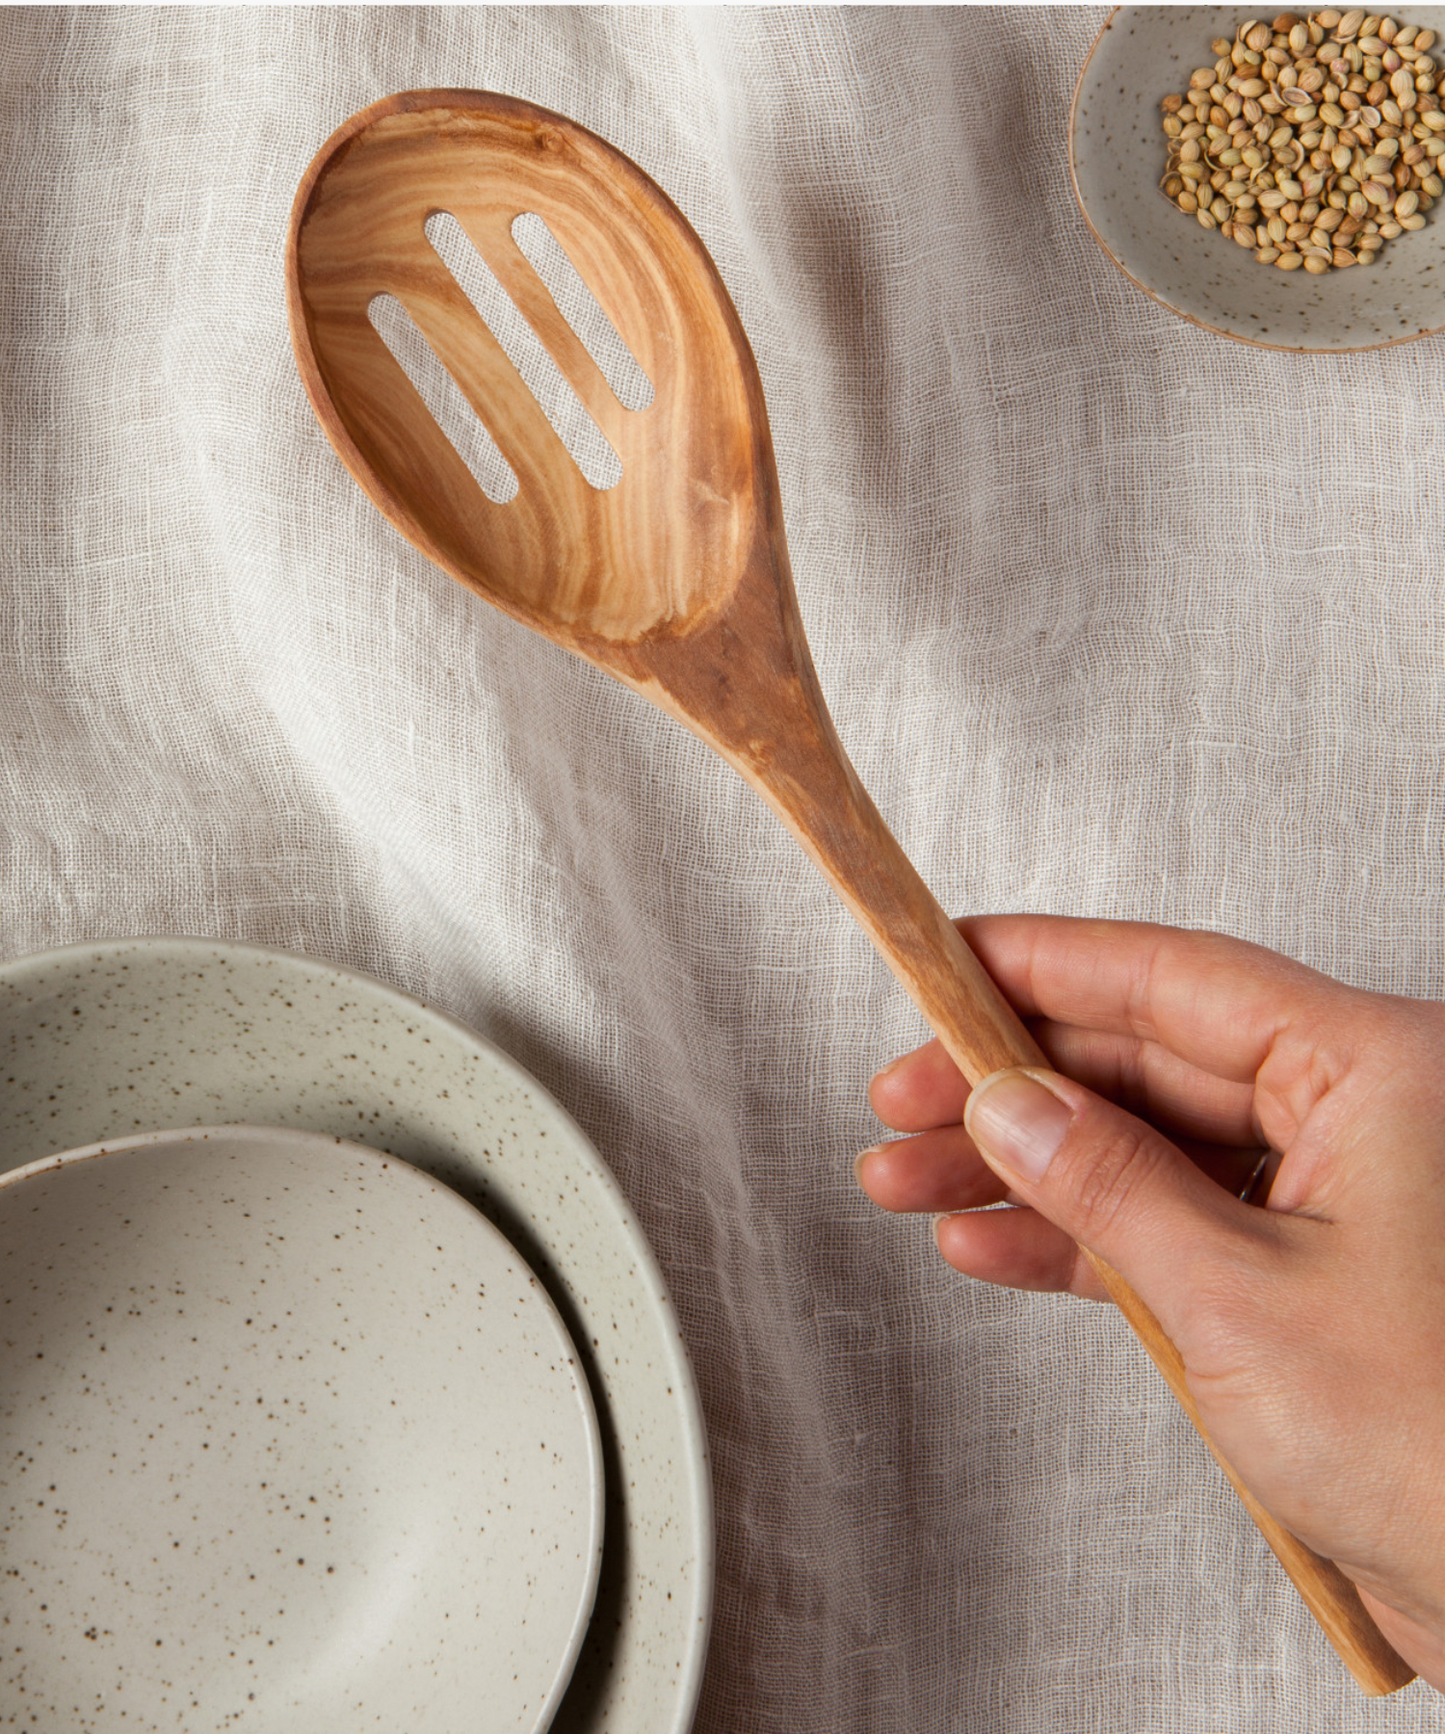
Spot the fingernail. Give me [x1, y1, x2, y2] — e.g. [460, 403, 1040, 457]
[853, 1146, 883, 1183]
[964, 1068, 1072, 1183]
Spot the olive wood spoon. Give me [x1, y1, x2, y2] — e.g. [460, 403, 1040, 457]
[285, 90, 1412, 1695]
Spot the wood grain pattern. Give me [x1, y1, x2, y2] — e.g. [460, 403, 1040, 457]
[286, 90, 1414, 1696]
[290, 92, 751, 642]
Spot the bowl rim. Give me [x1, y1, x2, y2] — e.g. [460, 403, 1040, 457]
[1068, 3, 1445, 352]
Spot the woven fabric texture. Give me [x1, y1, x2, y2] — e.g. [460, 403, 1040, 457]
[3, 6, 1444, 1728]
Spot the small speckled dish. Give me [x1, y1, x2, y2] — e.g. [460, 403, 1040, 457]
[1071, 6, 1445, 348]
[0, 938, 711, 1734]
[0, 1125, 603, 1733]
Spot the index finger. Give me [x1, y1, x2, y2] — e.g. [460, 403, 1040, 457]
[870, 1018, 1260, 1145]
[958, 912, 1355, 1084]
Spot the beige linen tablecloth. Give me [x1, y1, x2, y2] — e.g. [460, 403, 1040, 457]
[4, 6, 1445, 1728]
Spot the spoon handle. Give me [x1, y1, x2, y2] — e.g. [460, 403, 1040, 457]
[720, 679, 1412, 1696]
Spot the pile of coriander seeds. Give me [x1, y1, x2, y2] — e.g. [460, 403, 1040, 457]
[1160, 9, 1445, 272]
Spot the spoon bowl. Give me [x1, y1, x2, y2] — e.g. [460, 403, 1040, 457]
[290, 91, 758, 643]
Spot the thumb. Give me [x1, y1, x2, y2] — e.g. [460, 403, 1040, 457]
[963, 1066, 1250, 1326]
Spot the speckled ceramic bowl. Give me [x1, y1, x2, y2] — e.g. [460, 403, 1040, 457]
[1071, 6, 1445, 348]
[0, 1125, 603, 1733]
[0, 937, 711, 1734]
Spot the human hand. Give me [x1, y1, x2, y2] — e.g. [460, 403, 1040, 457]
[855, 913, 1445, 1690]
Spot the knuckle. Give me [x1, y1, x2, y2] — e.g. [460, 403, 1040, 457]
[1059, 1114, 1168, 1243]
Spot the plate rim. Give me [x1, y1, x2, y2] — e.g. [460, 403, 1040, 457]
[0, 933, 714, 1734]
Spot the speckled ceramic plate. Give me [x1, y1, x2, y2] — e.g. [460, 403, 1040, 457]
[0, 939, 711, 1734]
[1071, 6, 1445, 348]
[0, 1124, 604, 1733]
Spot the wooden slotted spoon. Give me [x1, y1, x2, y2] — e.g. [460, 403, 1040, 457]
[285, 90, 1411, 1695]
